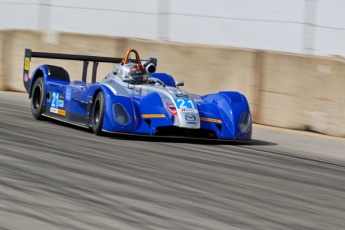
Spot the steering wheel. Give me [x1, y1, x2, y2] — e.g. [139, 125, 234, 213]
[121, 49, 141, 65]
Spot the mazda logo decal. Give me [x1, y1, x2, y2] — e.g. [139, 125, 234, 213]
[185, 114, 196, 121]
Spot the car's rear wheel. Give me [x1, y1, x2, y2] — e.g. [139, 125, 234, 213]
[31, 77, 45, 120]
[92, 91, 105, 135]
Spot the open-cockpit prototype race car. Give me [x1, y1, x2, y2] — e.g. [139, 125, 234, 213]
[23, 48, 252, 140]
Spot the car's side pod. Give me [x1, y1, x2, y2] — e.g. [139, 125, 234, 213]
[26, 65, 70, 99]
[201, 91, 252, 140]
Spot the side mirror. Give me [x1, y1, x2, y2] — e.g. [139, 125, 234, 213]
[176, 81, 184, 88]
[122, 78, 131, 83]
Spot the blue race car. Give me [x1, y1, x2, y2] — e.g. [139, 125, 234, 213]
[23, 48, 252, 140]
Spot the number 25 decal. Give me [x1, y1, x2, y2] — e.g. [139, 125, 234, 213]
[174, 99, 196, 109]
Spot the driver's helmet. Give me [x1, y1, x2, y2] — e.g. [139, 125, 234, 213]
[128, 64, 148, 84]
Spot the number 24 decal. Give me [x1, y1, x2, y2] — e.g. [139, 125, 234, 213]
[174, 99, 196, 109]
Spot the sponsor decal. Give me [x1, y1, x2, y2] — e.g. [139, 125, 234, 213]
[187, 122, 196, 124]
[50, 107, 66, 116]
[24, 58, 30, 70]
[58, 109, 66, 116]
[185, 113, 196, 121]
[200, 117, 222, 123]
[58, 100, 64, 108]
[50, 107, 58, 113]
[166, 103, 177, 115]
[180, 108, 197, 113]
[176, 94, 189, 98]
[24, 73, 29, 82]
[66, 87, 72, 101]
[141, 114, 166, 118]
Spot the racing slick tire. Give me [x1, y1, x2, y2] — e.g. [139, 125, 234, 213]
[92, 91, 105, 135]
[31, 77, 45, 120]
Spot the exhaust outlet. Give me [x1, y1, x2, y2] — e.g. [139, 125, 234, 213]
[145, 63, 156, 74]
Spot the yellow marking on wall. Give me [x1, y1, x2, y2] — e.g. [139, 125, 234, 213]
[200, 117, 222, 123]
[141, 114, 165, 118]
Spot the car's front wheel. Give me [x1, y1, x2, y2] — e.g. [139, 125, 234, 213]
[31, 77, 45, 120]
[92, 91, 105, 135]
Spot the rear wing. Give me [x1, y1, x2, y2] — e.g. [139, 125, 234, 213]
[23, 48, 143, 93]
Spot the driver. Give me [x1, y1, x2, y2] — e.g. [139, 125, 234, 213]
[128, 64, 149, 84]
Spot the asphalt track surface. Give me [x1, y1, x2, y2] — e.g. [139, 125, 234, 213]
[0, 91, 345, 230]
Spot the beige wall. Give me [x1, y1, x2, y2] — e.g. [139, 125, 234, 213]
[0, 31, 7, 90]
[2, 30, 258, 108]
[260, 52, 345, 136]
[5, 30, 119, 91]
[1, 30, 345, 137]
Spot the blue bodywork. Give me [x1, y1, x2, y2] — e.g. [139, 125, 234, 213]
[25, 59, 252, 141]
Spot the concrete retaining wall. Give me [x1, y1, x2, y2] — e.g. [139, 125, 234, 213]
[0, 30, 8, 91]
[1, 30, 345, 137]
[260, 52, 345, 137]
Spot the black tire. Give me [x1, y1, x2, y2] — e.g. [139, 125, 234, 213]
[92, 91, 105, 135]
[31, 77, 45, 120]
